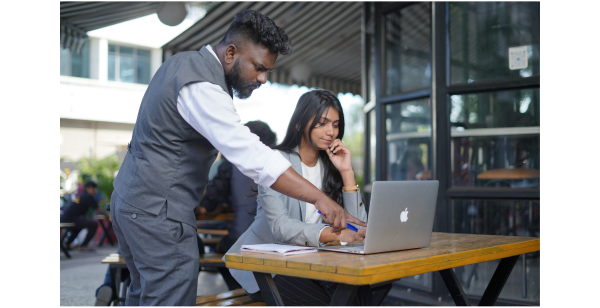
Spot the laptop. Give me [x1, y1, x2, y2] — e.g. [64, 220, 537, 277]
[318, 180, 439, 254]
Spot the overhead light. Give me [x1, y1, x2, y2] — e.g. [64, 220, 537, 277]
[157, 2, 188, 26]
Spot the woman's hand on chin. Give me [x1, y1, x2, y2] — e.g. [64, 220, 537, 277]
[326, 139, 352, 174]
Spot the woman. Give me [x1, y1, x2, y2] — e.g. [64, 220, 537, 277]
[227, 90, 388, 305]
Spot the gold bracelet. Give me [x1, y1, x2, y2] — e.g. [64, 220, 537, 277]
[342, 183, 359, 192]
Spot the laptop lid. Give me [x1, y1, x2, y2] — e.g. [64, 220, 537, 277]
[362, 180, 439, 254]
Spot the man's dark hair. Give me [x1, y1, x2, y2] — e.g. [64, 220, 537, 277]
[222, 9, 292, 55]
[84, 181, 98, 189]
[245, 120, 277, 148]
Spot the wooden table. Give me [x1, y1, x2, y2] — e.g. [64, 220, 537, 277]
[196, 212, 234, 221]
[477, 168, 540, 180]
[225, 232, 540, 306]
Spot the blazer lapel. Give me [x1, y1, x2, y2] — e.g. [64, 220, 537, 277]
[289, 147, 307, 222]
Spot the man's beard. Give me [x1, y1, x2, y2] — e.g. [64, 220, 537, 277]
[225, 59, 261, 99]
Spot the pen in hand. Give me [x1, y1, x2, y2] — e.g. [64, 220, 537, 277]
[317, 210, 358, 232]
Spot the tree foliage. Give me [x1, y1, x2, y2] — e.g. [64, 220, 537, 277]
[77, 155, 122, 203]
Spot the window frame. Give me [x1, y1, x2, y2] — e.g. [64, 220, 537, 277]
[108, 43, 152, 85]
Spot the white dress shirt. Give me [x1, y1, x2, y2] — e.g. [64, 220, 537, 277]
[301, 158, 324, 224]
[176, 45, 291, 188]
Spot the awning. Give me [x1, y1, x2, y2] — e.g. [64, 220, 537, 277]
[163, 2, 362, 95]
[60, 2, 160, 32]
[60, 2, 160, 53]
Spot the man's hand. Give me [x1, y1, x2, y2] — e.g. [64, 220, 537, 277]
[271, 167, 367, 233]
[314, 198, 367, 233]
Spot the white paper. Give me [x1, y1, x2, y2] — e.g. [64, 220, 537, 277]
[509, 46, 528, 70]
[241, 244, 318, 256]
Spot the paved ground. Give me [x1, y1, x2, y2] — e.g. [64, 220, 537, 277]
[60, 244, 228, 306]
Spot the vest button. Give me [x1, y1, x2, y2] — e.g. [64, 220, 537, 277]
[132, 214, 137, 219]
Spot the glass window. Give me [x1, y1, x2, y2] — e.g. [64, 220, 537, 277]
[107, 44, 152, 84]
[450, 88, 539, 187]
[60, 40, 89, 78]
[383, 2, 431, 96]
[449, 2, 540, 84]
[119, 53, 135, 83]
[120, 46, 134, 55]
[449, 199, 539, 303]
[385, 98, 432, 181]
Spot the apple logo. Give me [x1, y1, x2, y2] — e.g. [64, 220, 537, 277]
[400, 208, 409, 222]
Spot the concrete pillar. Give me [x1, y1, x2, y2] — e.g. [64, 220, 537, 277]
[151, 48, 162, 77]
[89, 37, 100, 79]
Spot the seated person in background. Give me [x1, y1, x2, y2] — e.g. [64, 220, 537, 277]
[199, 120, 277, 254]
[227, 90, 387, 305]
[60, 181, 110, 251]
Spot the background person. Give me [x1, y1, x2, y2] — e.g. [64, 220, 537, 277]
[60, 181, 109, 251]
[199, 120, 277, 254]
[227, 90, 388, 305]
[110, 10, 366, 306]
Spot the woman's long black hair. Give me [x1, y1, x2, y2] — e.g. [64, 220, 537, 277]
[274, 89, 346, 207]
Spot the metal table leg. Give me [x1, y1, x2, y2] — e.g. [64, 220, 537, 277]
[439, 268, 471, 306]
[479, 255, 519, 306]
[97, 220, 115, 247]
[330, 283, 359, 306]
[60, 228, 71, 258]
[440, 255, 520, 306]
[253, 272, 284, 306]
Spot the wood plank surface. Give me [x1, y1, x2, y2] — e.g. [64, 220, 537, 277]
[198, 296, 263, 306]
[195, 289, 246, 305]
[102, 253, 225, 265]
[225, 232, 540, 285]
[196, 213, 234, 221]
[197, 229, 229, 236]
[477, 168, 540, 179]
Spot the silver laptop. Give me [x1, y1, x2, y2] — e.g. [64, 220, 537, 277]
[318, 181, 438, 254]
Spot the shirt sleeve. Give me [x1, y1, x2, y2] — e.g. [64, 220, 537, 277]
[177, 81, 291, 188]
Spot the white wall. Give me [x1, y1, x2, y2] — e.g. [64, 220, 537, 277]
[60, 119, 134, 161]
[60, 76, 146, 124]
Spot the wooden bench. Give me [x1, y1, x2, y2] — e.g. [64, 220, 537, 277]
[60, 223, 75, 258]
[102, 253, 230, 305]
[101, 253, 226, 267]
[197, 229, 229, 236]
[196, 289, 265, 306]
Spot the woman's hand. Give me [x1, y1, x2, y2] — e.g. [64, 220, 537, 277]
[326, 139, 352, 174]
[339, 228, 366, 242]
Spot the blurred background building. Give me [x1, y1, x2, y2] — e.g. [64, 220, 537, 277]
[60, 2, 540, 305]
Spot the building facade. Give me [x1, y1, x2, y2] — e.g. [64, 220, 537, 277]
[361, 2, 540, 305]
[60, 36, 162, 163]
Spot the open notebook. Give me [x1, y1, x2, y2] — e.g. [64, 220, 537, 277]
[241, 244, 318, 256]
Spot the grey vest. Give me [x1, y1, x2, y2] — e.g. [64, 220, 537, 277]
[113, 46, 232, 227]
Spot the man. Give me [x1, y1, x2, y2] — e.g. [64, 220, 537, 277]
[110, 10, 366, 306]
[61, 181, 109, 251]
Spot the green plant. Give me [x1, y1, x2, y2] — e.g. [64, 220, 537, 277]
[77, 155, 122, 204]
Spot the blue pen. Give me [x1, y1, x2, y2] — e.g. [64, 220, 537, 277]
[317, 210, 358, 232]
